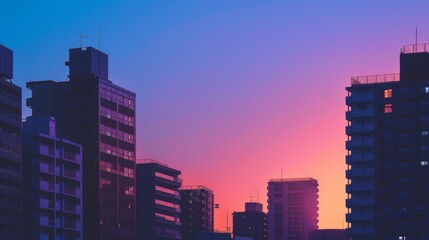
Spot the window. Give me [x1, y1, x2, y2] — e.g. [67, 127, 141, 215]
[422, 131, 429, 136]
[384, 104, 392, 113]
[421, 161, 428, 166]
[424, 87, 429, 93]
[384, 89, 392, 98]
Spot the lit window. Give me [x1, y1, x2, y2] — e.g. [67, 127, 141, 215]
[422, 131, 429, 136]
[425, 87, 429, 93]
[384, 89, 392, 98]
[421, 161, 428, 166]
[384, 104, 392, 113]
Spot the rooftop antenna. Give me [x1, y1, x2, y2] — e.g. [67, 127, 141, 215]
[257, 189, 259, 203]
[281, 168, 283, 179]
[415, 26, 418, 52]
[249, 195, 253, 202]
[98, 25, 101, 51]
[224, 211, 232, 232]
[80, 34, 88, 48]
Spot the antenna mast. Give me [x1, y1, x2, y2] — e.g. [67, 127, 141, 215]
[98, 25, 101, 50]
[415, 26, 418, 52]
[257, 189, 259, 202]
[79, 34, 88, 48]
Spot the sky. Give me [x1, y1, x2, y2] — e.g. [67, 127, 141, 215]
[3, 0, 429, 230]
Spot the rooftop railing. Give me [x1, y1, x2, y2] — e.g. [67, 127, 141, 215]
[401, 43, 429, 54]
[180, 185, 212, 192]
[137, 159, 168, 167]
[351, 73, 399, 85]
[269, 177, 317, 183]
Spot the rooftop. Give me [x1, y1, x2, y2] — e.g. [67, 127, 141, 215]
[269, 177, 318, 184]
[180, 185, 213, 192]
[136, 159, 168, 167]
[351, 73, 399, 85]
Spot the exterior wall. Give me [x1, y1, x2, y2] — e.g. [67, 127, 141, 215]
[346, 46, 429, 239]
[0, 44, 22, 240]
[189, 232, 232, 240]
[267, 178, 318, 240]
[233, 202, 267, 240]
[136, 161, 182, 240]
[26, 47, 136, 240]
[180, 186, 214, 239]
[23, 117, 83, 240]
[308, 229, 346, 240]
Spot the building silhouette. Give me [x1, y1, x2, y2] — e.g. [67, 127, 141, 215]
[0, 44, 22, 239]
[136, 160, 182, 240]
[267, 178, 318, 240]
[180, 185, 214, 239]
[346, 43, 429, 239]
[308, 229, 345, 240]
[23, 117, 83, 239]
[233, 202, 267, 240]
[26, 47, 136, 240]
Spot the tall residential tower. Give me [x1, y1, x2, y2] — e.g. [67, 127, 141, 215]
[27, 47, 136, 240]
[267, 178, 318, 240]
[136, 160, 182, 240]
[23, 117, 83, 240]
[180, 185, 214, 239]
[0, 44, 22, 240]
[346, 44, 429, 239]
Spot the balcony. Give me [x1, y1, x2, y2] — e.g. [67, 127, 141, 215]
[346, 183, 375, 193]
[346, 168, 375, 178]
[346, 108, 375, 120]
[155, 216, 181, 226]
[40, 180, 55, 192]
[39, 163, 55, 175]
[155, 176, 181, 187]
[155, 203, 181, 213]
[346, 138, 375, 149]
[155, 190, 181, 200]
[40, 198, 55, 209]
[346, 123, 375, 135]
[346, 153, 375, 164]
[346, 212, 375, 221]
[346, 197, 375, 207]
[347, 227, 375, 235]
[346, 94, 375, 104]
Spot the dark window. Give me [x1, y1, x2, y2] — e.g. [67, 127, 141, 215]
[100, 97, 117, 111]
[118, 123, 134, 134]
[118, 105, 134, 117]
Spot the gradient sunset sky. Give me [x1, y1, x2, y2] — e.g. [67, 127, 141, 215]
[3, 0, 429, 230]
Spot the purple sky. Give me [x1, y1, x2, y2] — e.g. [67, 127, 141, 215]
[3, 0, 429, 229]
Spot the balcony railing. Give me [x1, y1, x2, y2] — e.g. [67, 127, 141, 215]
[351, 73, 399, 85]
[401, 43, 429, 54]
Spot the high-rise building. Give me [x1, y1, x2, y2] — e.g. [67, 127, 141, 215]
[26, 47, 136, 240]
[23, 117, 83, 240]
[180, 185, 214, 239]
[233, 202, 267, 240]
[0, 44, 22, 240]
[346, 43, 429, 239]
[136, 160, 182, 240]
[267, 178, 318, 240]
